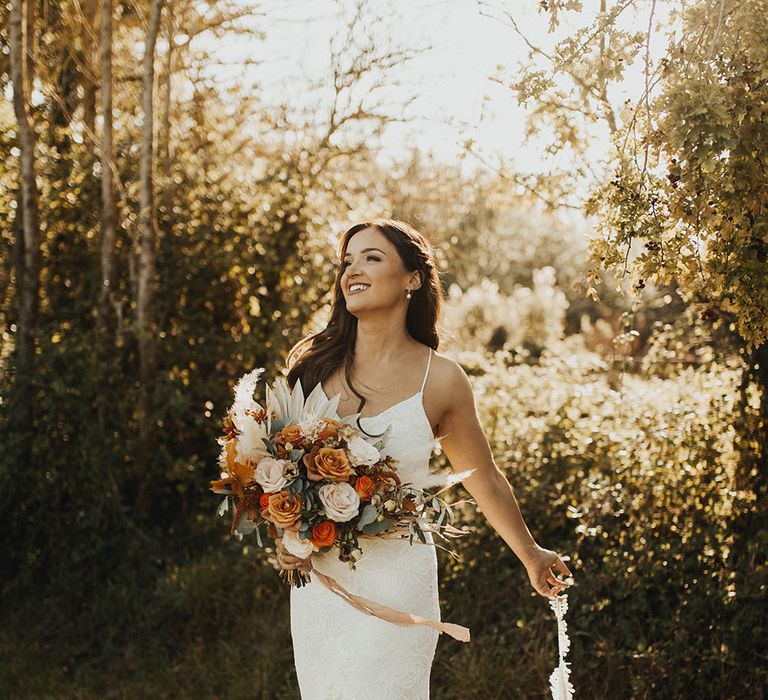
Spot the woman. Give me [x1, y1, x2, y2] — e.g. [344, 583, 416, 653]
[281, 218, 573, 699]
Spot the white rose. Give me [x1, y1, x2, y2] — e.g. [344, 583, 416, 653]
[347, 435, 380, 467]
[282, 529, 316, 558]
[255, 457, 293, 493]
[318, 482, 361, 522]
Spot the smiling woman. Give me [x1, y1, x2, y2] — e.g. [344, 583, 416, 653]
[287, 219, 442, 439]
[281, 218, 573, 699]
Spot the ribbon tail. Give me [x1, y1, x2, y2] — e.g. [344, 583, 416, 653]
[309, 565, 470, 643]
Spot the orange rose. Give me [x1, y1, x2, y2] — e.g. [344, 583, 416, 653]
[275, 424, 305, 457]
[354, 475, 376, 501]
[267, 491, 303, 528]
[259, 493, 271, 509]
[316, 418, 343, 441]
[310, 520, 338, 548]
[302, 446, 320, 480]
[303, 446, 353, 482]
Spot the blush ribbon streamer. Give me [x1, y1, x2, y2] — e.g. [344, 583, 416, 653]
[303, 528, 471, 643]
[308, 564, 471, 643]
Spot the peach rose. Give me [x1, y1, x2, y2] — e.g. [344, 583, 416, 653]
[282, 529, 316, 558]
[267, 491, 303, 528]
[310, 520, 338, 548]
[254, 457, 293, 493]
[303, 446, 354, 482]
[318, 482, 360, 522]
[354, 475, 376, 502]
[346, 436, 380, 467]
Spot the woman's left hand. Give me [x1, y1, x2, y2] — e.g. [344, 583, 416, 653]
[522, 544, 574, 599]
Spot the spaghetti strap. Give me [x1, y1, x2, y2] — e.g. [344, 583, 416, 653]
[420, 347, 433, 393]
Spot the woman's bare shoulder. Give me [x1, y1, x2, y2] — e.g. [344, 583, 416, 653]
[427, 351, 482, 438]
[429, 350, 474, 409]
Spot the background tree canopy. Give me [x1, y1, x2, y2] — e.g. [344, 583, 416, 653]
[1, 0, 766, 698]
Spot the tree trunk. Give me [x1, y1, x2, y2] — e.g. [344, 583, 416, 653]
[159, 3, 174, 167]
[22, 0, 35, 101]
[98, 0, 116, 334]
[135, 0, 165, 513]
[9, 0, 41, 451]
[9, 182, 25, 343]
[81, 0, 100, 136]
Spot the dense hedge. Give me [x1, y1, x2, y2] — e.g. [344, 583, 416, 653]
[2, 337, 764, 698]
[433, 344, 764, 699]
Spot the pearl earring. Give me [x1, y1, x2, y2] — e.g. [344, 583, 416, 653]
[406, 289, 412, 299]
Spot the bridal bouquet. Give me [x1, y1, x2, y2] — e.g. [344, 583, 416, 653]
[210, 367, 476, 641]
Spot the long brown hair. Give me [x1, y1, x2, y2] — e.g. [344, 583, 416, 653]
[286, 218, 444, 437]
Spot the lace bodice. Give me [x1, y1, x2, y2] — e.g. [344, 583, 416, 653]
[317, 347, 451, 491]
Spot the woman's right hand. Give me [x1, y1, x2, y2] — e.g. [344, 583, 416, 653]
[275, 536, 312, 573]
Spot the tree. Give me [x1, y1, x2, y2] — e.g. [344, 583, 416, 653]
[135, 0, 165, 499]
[584, 1, 768, 569]
[8, 0, 41, 456]
[475, 0, 643, 210]
[485, 0, 768, 488]
[586, 0, 767, 347]
[98, 0, 117, 333]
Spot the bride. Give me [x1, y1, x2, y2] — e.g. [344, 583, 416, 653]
[279, 218, 573, 699]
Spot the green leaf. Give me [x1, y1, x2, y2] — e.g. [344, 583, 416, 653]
[236, 513, 257, 535]
[356, 503, 379, 531]
[361, 516, 396, 536]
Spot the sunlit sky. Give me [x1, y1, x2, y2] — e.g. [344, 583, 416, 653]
[196, 0, 669, 183]
[1, 0, 670, 218]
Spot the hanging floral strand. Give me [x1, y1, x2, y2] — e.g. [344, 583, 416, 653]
[548, 593, 575, 700]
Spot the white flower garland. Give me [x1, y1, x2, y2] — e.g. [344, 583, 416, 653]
[549, 593, 575, 699]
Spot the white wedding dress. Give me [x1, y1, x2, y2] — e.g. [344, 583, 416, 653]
[290, 347, 444, 699]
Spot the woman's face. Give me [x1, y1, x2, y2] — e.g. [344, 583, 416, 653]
[339, 227, 419, 313]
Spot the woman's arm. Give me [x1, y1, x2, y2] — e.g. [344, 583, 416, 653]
[437, 359, 573, 597]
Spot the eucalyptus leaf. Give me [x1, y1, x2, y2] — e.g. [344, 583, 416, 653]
[236, 514, 257, 535]
[361, 516, 395, 536]
[356, 503, 380, 531]
[271, 418, 289, 432]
